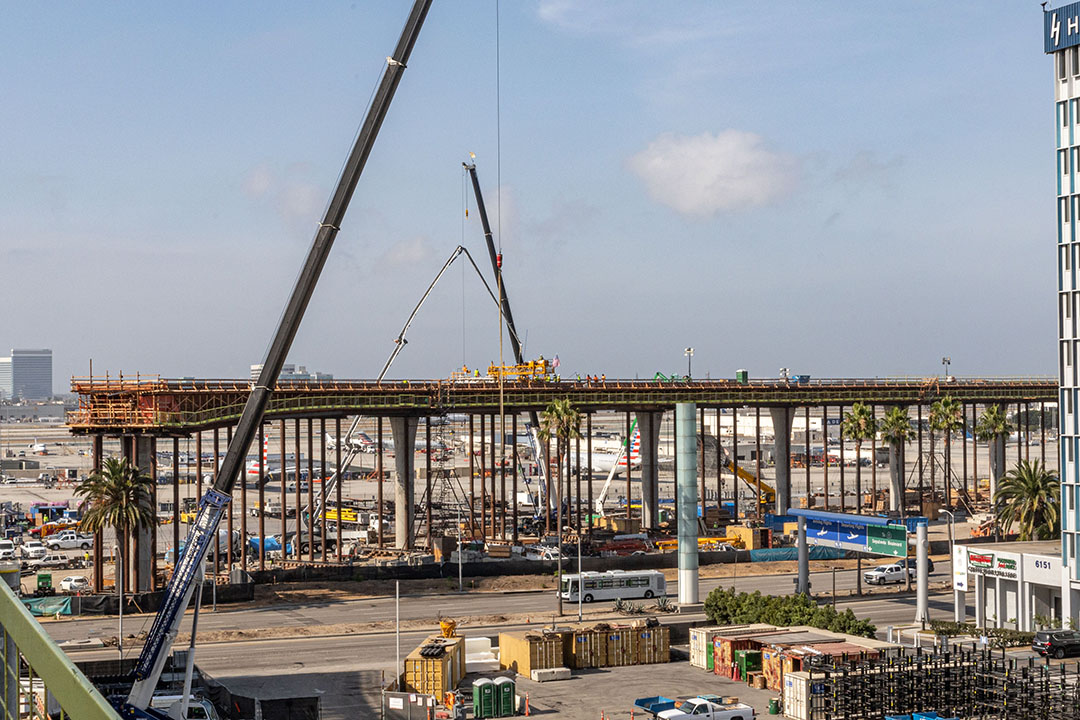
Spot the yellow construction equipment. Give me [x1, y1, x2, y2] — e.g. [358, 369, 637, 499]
[486, 357, 551, 380]
[439, 618, 457, 638]
[724, 459, 777, 507]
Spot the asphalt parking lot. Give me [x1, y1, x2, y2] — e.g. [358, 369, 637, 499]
[462, 653, 776, 720]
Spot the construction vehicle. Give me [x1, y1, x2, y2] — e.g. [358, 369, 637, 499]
[593, 418, 638, 518]
[486, 357, 551, 381]
[719, 447, 776, 509]
[463, 161, 552, 519]
[114, 4, 432, 716]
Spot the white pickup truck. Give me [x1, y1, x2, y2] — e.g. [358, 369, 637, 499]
[656, 697, 755, 720]
[45, 530, 94, 551]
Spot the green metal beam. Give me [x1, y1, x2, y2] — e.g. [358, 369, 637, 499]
[0, 582, 119, 720]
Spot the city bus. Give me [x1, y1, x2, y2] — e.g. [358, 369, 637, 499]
[559, 569, 666, 604]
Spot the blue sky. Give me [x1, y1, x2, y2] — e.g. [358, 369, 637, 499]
[0, 2, 1057, 389]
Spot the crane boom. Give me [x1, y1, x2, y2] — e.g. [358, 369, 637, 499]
[124, 2, 432, 712]
[463, 162, 550, 512]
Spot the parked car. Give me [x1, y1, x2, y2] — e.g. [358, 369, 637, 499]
[59, 575, 91, 593]
[28, 554, 69, 570]
[863, 563, 913, 585]
[20, 541, 47, 560]
[45, 530, 94, 550]
[0, 539, 15, 561]
[1033, 630, 1080, 658]
[900, 556, 935, 574]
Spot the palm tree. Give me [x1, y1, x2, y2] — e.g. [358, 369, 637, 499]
[841, 402, 877, 512]
[929, 396, 965, 508]
[74, 457, 155, 596]
[994, 460, 1060, 540]
[976, 404, 1014, 500]
[538, 398, 582, 616]
[878, 407, 915, 513]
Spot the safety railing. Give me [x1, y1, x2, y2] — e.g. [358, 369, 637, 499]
[0, 572, 119, 719]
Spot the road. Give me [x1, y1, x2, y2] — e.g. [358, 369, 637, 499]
[44, 561, 955, 645]
[63, 588, 957, 719]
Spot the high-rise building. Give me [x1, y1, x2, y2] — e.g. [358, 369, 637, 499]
[249, 363, 332, 384]
[0, 357, 11, 401]
[1048, 4, 1080, 621]
[8, 349, 53, 400]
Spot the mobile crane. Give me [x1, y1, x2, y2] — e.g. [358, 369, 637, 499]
[463, 161, 552, 520]
[119, 2, 432, 716]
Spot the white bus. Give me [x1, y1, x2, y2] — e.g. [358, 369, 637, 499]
[559, 569, 666, 603]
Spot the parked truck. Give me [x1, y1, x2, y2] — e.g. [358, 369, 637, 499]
[45, 530, 94, 550]
[636, 695, 756, 720]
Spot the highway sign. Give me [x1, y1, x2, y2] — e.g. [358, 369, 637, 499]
[867, 524, 907, 557]
[804, 516, 907, 557]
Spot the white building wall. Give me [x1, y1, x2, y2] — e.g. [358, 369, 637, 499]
[1056, 42, 1080, 623]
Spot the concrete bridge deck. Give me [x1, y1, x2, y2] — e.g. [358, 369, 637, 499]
[68, 375, 1056, 435]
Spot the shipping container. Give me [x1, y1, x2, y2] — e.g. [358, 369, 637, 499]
[690, 626, 725, 669]
[634, 626, 670, 664]
[603, 628, 637, 667]
[499, 631, 564, 676]
[783, 671, 811, 720]
[565, 627, 607, 669]
[404, 651, 454, 703]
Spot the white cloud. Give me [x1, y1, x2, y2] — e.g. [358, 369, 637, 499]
[380, 235, 434, 267]
[627, 130, 798, 217]
[244, 163, 274, 198]
[276, 182, 323, 224]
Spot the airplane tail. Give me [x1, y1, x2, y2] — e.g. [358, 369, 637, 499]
[618, 428, 641, 467]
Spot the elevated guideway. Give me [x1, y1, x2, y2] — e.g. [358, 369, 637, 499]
[68, 375, 1055, 435]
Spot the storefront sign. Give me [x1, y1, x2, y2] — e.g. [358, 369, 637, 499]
[967, 551, 1019, 580]
[953, 545, 968, 591]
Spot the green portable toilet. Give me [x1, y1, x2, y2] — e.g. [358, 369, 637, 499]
[494, 676, 515, 716]
[736, 369, 749, 384]
[473, 678, 495, 718]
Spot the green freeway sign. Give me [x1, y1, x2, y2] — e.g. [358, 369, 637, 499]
[867, 524, 907, 557]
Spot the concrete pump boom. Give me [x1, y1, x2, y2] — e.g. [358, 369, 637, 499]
[123, 2, 433, 713]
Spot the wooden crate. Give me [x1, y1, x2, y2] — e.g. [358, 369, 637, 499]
[498, 632, 564, 676]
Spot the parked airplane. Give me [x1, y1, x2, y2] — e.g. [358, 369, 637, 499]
[571, 428, 641, 474]
[28, 439, 47, 454]
[325, 431, 393, 454]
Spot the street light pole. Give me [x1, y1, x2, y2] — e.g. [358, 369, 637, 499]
[685, 347, 694, 379]
[941, 356, 951, 378]
[114, 543, 122, 664]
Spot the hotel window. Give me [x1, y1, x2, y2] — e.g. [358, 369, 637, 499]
[1061, 50, 1068, 80]
[1067, 150, 1072, 176]
[1067, 246, 1074, 272]
[1066, 102, 1071, 127]
[1066, 197, 1072, 223]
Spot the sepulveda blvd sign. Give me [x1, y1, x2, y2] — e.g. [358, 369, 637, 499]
[792, 509, 908, 558]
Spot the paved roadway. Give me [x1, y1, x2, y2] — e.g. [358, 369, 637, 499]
[44, 561, 955, 645]
[62, 588, 958, 719]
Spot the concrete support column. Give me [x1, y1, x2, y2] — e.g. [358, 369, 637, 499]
[796, 517, 809, 595]
[915, 523, 929, 626]
[132, 436, 155, 592]
[769, 407, 795, 515]
[390, 416, 418, 550]
[91, 434, 104, 593]
[636, 411, 663, 530]
[676, 403, 698, 606]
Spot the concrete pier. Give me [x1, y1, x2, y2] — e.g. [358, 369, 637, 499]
[390, 416, 418, 550]
[636, 410, 663, 529]
[676, 403, 699, 605]
[769, 407, 795, 514]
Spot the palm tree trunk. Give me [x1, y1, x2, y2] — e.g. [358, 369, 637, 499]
[855, 441, 862, 512]
[889, 442, 903, 513]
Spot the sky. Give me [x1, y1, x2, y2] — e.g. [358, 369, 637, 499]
[0, 2, 1060, 391]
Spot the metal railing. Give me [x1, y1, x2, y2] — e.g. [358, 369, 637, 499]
[0, 571, 118, 720]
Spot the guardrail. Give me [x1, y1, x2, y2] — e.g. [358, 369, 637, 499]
[0, 569, 119, 720]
